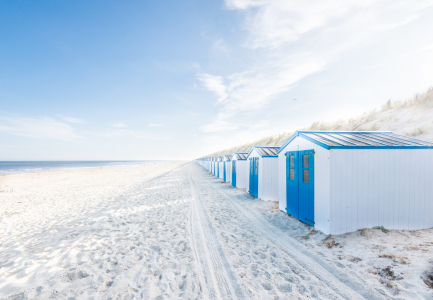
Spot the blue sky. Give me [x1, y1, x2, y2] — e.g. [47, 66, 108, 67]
[1, 0, 433, 160]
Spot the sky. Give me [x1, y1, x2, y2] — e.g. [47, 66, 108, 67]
[1, 0, 433, 160]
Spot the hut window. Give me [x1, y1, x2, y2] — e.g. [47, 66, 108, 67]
[290, 169, 295, 180]
[303, 170, 309, 183]
[290, 155, 294, 167]
[303, 154, 309, 168]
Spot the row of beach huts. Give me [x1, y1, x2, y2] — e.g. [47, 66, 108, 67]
[196, 130, 433, 235]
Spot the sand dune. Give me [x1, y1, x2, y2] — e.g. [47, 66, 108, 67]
[203, 87, 433, 158]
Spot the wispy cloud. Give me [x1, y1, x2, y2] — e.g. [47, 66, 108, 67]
[0, 116, 83, 141]
[212, 39, 230, 53]
[62, 116, 87, 124]
[149, 123, 164, 127]
[198, 74, 227, 103]
[154, 61, 201, 73]
[88, 128, 170, 140]
[113, 122, 127, 128]
[199, 0, 433, 133]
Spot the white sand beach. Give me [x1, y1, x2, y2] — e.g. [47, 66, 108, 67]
[1, 162, 432, 299]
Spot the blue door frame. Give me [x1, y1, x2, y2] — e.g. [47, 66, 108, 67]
[249, 157, 259, 198]
[232, 160, 236, 187]
[286, 150, 315, 226]
[223, 162, 226, 182]
[217, 162, 219, 177]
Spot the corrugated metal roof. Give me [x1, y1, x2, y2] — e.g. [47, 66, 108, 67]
[254, 146, 279, 157]
[223, 155, 232, 161]
[233, 152, 248, 160]
[278, 131, 433, 153]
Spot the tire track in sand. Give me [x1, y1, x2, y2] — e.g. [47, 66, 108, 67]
[187, 171, 244, 300]
[192, 164, 386, 300]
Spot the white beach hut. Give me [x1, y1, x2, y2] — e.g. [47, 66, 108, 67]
[231, 152, 248, 189]
[245, 146, 279, 201]
[277, 131, 433, 235]
[206, 158, 210, 173]
[205, 158, 210, 172]
[214, 157, 219, 177]
[212, 157, 217, 175]
[218, 157, 224, 179]
[223, 155, 232, 183]
[210, 157, 215, 175]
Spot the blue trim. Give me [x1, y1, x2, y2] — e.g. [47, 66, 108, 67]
[299, 132, 331, 150]
[256, 146, 281, 148]
[245, 147, 256, 159]
[327, 146, 432, 149]
[277, 132, 300, 154]
[277, 131, 433, 153]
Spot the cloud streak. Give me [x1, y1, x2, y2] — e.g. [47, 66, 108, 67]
[198, 74, 227, 103]
[0, 116, 83, 141]
[113, 122, 127, 128]
[149, 123, 164, 127]
[199, 0, 433, 135]
[62, 116, 87, 124]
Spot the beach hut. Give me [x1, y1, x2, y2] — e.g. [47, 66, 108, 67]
[223, 155, 232, 182]
[231, 152, 248, 189]
[213, 157, 216, 176]
[245, 147, 279, 201]
[214, 157, 218, 176]
[211, 157, 216, 175]
[277, 131, 433, 235]
[205, 158, 210, 172]
[218, 157, 224, 179]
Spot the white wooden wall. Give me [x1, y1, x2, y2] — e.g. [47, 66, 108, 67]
[261, 157, 279, 201]
[213, 161, 217, 175]
[236, 160, 248, 190]
[329, 148, 433, 235]
[278, 137, 331, 234]
[218, 161, 224, 179]
[226, 161, 232, 183]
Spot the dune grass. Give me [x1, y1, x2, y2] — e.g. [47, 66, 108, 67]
[202, 87, 433, 158]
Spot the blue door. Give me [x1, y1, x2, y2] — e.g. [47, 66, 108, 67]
[232, 160, 236, 187]
[223, 162, 226, 182]
[217, 162, 219, 177]
[286, 150, 315, 226]
[249, 158, 259, 198]
[286, 151, 299, 219]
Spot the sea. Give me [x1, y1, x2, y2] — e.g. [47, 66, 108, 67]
[0, 161, 168, 174]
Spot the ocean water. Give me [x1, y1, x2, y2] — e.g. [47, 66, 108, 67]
[0, 161, 167, 174]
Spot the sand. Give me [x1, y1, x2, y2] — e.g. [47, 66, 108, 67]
[1, 162, 432, 299]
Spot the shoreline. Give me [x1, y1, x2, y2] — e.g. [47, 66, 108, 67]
[0, 160, 177, 176]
